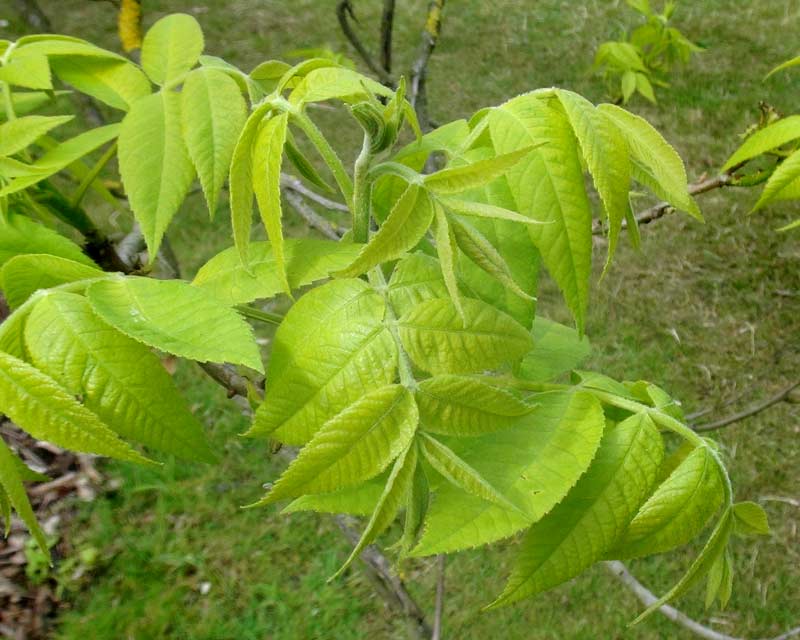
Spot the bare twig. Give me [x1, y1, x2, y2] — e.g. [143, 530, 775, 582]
[593, 174, 733, 236]
[380, 0, 396, 75]
[432, 554, 445, 640]
[605, 561, 800, 640]
[409, 0, 446, 132]
[280, 174, 349, 212]
[284, 189, 344, 240]
[336, 0, 395, 86]
[335, 515, 432, 640]
[693, 381, 800, 432]
[198, 362, 255, 399]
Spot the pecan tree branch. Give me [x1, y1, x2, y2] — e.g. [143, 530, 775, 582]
[380, 0, 396, 75]
[280, 174, 349, 212]
[409, 0, 445, 132]
[605, 561, 800, 640]
[431, 554, 445, 640]
[336, 0, 395, 86]
[593, 174, 733, 236]
[283, 189, 344, 241]
[693, 381, 800, 432]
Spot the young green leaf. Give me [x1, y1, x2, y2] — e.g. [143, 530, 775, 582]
[518, 316, 591, 382]
[632, 508, 734, 624]
[489, 412, 664, 608]
[24, 292, 215, 462]
[732, 501, 770, 537]
[0, 53, 51, 90]
[490, 94, 593, 330]
[0, 124, 121, 197]
[432, 201, 464, 319]
[609, 445, 723, 559]
[0, 115, 73, 157]
[251, 112, 291, 294]
[181, 67, 247, 217]
[449, 215, 533, 301]
[386, 253, 449, 318]
[288, 67, 392, 105]
[50, 57, 151, 111]
[192, 238, 362, 305]
[416, 375, 534, 437]
[0, 436, 49, 558]
[722, 116, 800, 171]
[438, 197, 541, 225]
[331, 442, 418, 579]
[0, 254, 103, 308]
[86, 275, 263, 372]
[0, 351, 151, 465]
[252, 384, 417, 506]
[229, 102, 272, 267]
[335, 184, 434, 278]
[598, 103, 701, 219]
[706, 549, 733, 609]
[408, 392, 607, 555]
[248, 279, 397, 444]
[752, 148, 800, 211]
[0, 214, 96, 268]
[283, 479, 385, 516]
[556, 90, 630, 271]
[398, 297, 533, 374]
[140, 13, 204, 86]
[118, 91, 194, 258]
[284, 131, 334, 193]
[401, 460, 429, 553]
[423, 146, 534, 195]
[420, 432, 522, 513]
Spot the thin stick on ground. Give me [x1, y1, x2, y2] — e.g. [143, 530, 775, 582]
[693, 381, 800, 432]
[604, 561, 800, 640]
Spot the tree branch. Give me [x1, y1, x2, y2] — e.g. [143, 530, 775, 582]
[409, 0, 446, 132]
[280, 174, 349, 213]
[432, 554, 445, 640]
[693, 381, 800, 432]
[605, 561, 800, 640]
[380, 0, 396, 75]
[335, 514, 432, 640]
[336, 0, 395, 86]
[283, 189, 344, 240]
[593, 174, 733, 236]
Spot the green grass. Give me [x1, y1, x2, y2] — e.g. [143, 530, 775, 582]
[6, 1, 800, 638]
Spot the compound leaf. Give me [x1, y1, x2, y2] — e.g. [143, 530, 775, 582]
[140, 13, 204, 86]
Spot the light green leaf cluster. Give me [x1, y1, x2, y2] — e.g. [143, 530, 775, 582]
[723, 111, 800, 230]
[1, 14, 754, 623]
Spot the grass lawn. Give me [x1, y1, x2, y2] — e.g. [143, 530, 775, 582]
[5, 1, 800, 638]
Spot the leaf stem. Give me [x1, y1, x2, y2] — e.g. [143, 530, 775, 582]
[352, 133, 373, 244]
[368, 268, 416, 390]
[235, 304, 284, 326]
[70, 141, 118, 208]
